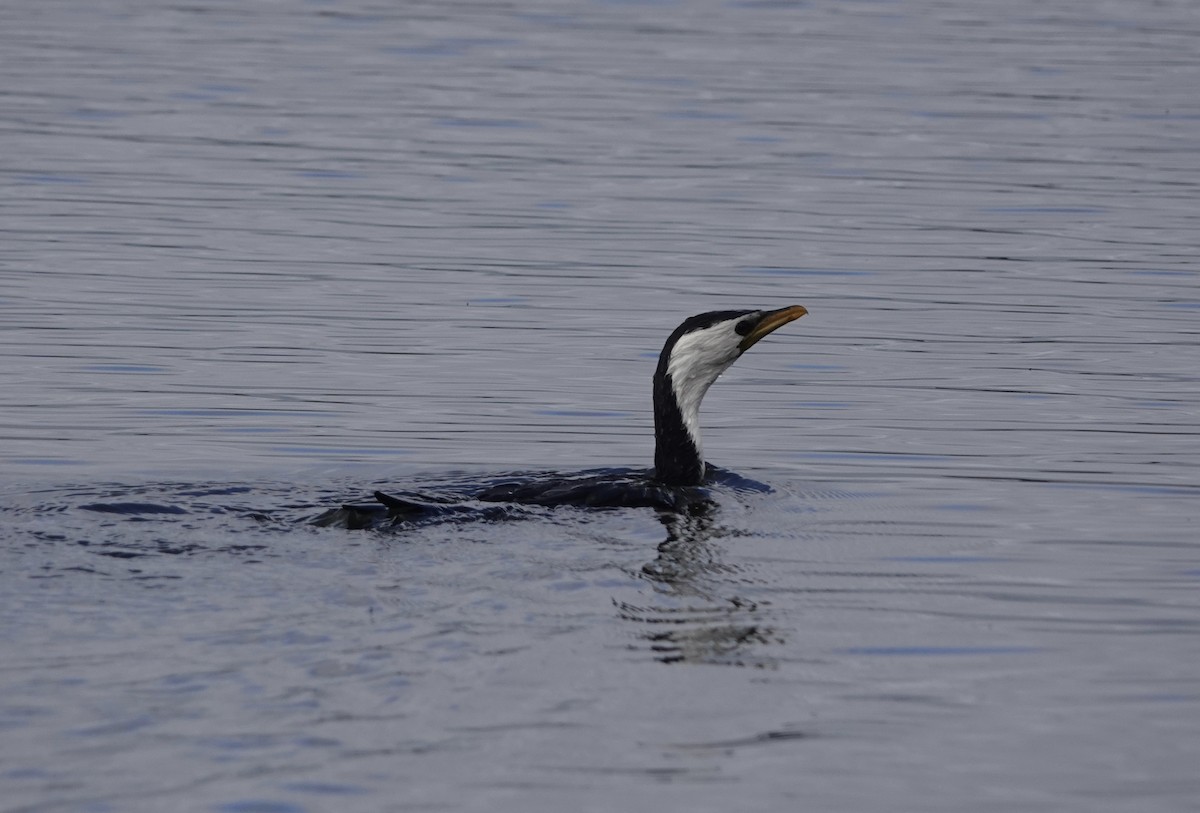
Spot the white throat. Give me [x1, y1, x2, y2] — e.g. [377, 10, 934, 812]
[665, 322, 744, 459]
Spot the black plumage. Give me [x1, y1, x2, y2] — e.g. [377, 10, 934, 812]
[313, 305, 806, 528]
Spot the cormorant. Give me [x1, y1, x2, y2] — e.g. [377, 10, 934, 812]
[314, 305, 807, 528]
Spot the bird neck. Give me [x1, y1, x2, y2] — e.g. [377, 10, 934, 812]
[653, 371, 706, 486]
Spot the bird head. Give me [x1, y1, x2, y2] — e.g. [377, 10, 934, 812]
[653, 305, 808, 480]
[657, 305, 808, 406]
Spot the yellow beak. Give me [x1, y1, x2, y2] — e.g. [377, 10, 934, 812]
[738, 304, 808, 352]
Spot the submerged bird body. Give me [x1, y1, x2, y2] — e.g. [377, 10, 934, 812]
[314, 305, 806, 528]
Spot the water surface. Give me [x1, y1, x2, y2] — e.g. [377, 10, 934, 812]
[2, 1, 1199, 811]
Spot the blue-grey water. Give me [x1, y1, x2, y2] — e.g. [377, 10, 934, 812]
[3, 1, 1199, 811]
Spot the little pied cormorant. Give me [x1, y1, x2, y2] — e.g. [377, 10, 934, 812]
[314, 305, 807, 527]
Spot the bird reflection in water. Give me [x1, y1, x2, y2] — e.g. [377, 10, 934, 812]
[617, 501, 782, 668]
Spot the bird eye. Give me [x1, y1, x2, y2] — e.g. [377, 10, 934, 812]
[734, 320, 753, 336]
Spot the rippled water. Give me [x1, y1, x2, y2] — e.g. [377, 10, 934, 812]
[3, 1, 1199, 811]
